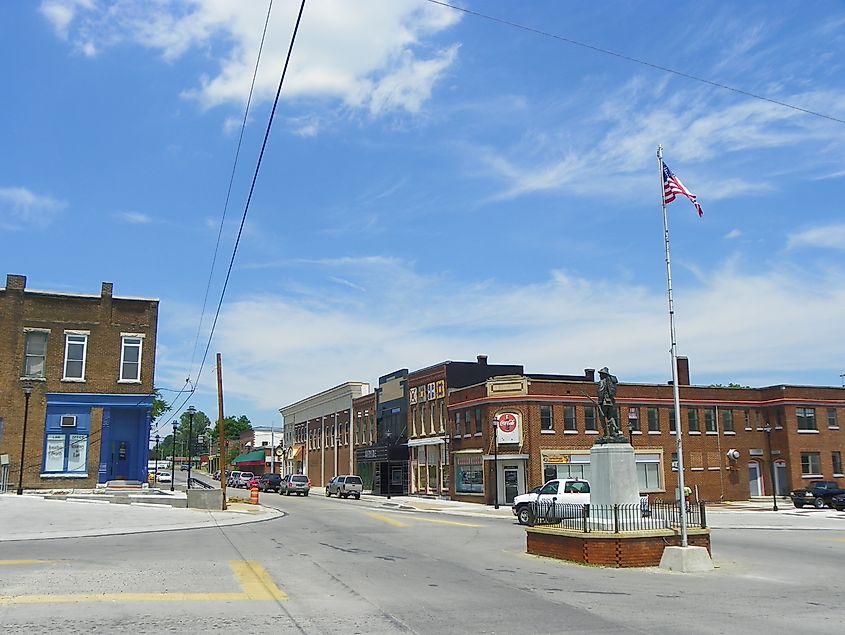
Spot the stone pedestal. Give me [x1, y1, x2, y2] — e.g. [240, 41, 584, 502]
[659, 546, 714, 572]
[589, 443, 640, 507]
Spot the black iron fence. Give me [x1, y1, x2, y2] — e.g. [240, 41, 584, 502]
[528, 499, 707, 533]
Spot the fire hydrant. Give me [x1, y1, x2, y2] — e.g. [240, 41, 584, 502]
[250, 485, 259, 505]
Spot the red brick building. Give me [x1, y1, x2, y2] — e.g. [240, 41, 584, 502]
[0, 274, 158, 490]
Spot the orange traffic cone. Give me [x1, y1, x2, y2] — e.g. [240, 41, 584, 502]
[250, 485, 259, 505]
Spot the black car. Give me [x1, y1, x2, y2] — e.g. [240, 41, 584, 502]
[832, 493, 845, 512]
[790, 481, 845, 509]
[257, 473, 283, 493]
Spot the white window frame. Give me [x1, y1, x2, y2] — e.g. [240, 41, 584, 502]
[119, 334, 144, 383]
[62, 331, 89, 381]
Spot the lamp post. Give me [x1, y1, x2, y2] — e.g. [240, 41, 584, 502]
[385, 430, 392, 500]
[762, 424, 779, 511]
[186, 406, 196, 489]
[492, 415, 500, 510]
[17, 382, 33, 496]
[154, 434, 160, 485]
[170, 420, 177, 492]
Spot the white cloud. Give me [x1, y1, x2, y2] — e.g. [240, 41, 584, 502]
[41, 0, 461, 118]
[725, 229, 742, 239]
[787, 223, 845, 250]
[0, 186, 67, 230]
[116, 211, 152, 224]
[160, 256, 845, 413]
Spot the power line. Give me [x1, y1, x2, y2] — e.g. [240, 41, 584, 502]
[426, 0, 845, 126]
[193, 0, 308, 391]
[188, 0, 276, 382]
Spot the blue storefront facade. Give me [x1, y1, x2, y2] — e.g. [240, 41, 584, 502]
[42, 393, 153, 483]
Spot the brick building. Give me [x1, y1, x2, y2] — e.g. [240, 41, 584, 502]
[0, 274, 158, 490]
[280, 354, 844, 504]
[448, 359, 845, 505]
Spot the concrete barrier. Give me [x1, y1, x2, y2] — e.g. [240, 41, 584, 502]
[187, 489, 224, 510]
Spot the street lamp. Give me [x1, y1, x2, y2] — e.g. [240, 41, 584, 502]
[186, 406, 196, 489]
[170, 420, 177, 492]
[492, 415, 500, 510]
[762, 424, 779, 512]
[154, 434, 160, 485]
[385, 430, 392, 500]
[17, 382, 33, 496]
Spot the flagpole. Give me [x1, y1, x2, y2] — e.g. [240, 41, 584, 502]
[657, 144, 689, 548]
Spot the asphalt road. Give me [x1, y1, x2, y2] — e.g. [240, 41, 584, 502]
[2, 491, 844, 634]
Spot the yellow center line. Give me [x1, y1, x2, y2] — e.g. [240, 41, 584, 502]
[230, 560, 288, 601]
[413, 517, 483, 528]
[0, 560, 286, 605]
[365, 512, 410, 528]
[0, 560, 57, 566]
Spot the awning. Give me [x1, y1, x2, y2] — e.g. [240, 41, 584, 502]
[407, 437, 445, 448]
[232, 450, 266, 464]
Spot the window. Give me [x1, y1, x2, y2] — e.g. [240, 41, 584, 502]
[584, 407, 597, 432]
[23, 331, 48, 378]
[828, 408, 839, 430]
[475, 407, 483, 435]
[465, 409, 473, 436]
[63, 333, 88, 380]
[540, 405, 554, 432]
[119, 336, 143, 382]
[743, 410, 751, 430]
[564, 406, 576, 431]
[647, 408, 660, 432]
[628, 407, 641, 433]
[722, 409, 734, 433]
[833, 451, 843, 476]
[796, 408, 817, 431]
[800, 452, 821, 476]
[455, 455, 483, 493]
[669, 409, 676, 433]
[43, 411, 89, 474]
[454, 411, 462, 437]
[687, 408, 699, 433]
[704, 407, 716, 433]
[636, 454, 662, 490]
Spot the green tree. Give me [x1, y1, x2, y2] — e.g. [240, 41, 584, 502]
[150, 389, 171, 424]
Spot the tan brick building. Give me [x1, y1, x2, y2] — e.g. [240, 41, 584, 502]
[0, 274, 158, 490]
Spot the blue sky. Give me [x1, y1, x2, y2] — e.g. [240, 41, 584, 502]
[3, 1, 845, 436]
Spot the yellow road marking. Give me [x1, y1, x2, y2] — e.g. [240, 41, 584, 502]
[365, 512, 410, 528]
[0, 560, 56, 566]
[230, 560, 288, 601]
[413, 517, 483, 528]
[0, 560, 285, 605]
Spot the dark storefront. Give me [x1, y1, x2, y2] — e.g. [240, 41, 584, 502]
[356, 442, 409, 496]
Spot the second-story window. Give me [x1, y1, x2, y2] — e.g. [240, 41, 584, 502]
[797, 407, 817, 431]
[722, 409, 734, 432]
[704, 407, 716, 433]
[688, 408, 699, 432]
[540, 405, 554, 431]
[585, 406, 597, 432]
[564, 406, 576, 431]
[120, 336, 143, 382]
[63, 333, 88, 381]
[23, 331, 48, 378]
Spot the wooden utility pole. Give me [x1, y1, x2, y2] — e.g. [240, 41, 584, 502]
[217, 352, 227, 510]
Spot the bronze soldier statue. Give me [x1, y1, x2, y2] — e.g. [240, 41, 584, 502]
[597, 367, 627, 443]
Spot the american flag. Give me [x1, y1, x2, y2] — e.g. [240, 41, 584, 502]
[663, 163, 703, 217]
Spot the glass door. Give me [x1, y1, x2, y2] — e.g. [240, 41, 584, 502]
[748, 461, 762, 496]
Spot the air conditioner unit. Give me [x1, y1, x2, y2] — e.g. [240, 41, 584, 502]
[60, 415, 77, 428]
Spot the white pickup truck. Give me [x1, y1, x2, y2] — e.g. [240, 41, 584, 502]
[512, 478, 590, 525]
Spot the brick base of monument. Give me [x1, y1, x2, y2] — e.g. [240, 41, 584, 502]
[526, 527, 711, 568]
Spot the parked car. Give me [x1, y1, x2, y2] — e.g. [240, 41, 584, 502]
[832, 493, 845, 512]
[257, 473, 283, 493]
[227, 471, 242, 487]
[156, 471, 172, 483]
[790, 481, 845, 508]
[282, 474, 311, 496]
[512, 478, 591, 525]
[180, 463, 190, 471]
[236, 472, 254, 488]
[326, 475, 363, 499]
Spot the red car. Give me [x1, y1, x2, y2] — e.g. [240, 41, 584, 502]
[247, 476, 259, 489]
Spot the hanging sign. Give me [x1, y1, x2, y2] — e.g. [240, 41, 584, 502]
[496, 412, 521, 444]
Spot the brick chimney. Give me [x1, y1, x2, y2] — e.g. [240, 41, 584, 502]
[476, 355, 488, 366]
[677, 356, 690, 385]
[584, 368, 596, 382]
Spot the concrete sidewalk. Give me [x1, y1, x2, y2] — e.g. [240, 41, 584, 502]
[0, 493, 282, 542]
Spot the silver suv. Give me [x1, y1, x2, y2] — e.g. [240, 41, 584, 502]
[326, 475, 363, 499]
[282, 474, 310, 496]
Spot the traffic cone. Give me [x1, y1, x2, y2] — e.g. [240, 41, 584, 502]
[250, 485, 259, 505]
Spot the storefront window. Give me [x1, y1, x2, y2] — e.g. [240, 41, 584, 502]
[455, 455, 483, 493]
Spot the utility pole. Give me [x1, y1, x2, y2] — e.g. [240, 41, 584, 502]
[217, 353, 227, 510]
